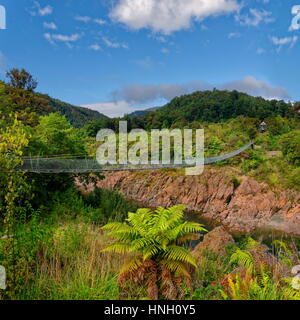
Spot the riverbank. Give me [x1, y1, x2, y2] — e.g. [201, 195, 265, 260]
[76, 167, 300, 237]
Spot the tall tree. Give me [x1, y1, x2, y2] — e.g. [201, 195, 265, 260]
[6, 68, 38, 91]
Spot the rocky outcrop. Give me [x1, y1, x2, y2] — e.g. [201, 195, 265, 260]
[192, 227, 235, 256]
[77, 168, 300, 236]
[193, 227, 290, 279]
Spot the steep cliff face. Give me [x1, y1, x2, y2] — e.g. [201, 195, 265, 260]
[78, 168, 300, 236]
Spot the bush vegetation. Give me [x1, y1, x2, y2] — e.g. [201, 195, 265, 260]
[0, 70, 300, 300]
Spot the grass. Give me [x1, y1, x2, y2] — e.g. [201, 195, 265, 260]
[1, 186, 299, 300]
[18, 222, 123, 300]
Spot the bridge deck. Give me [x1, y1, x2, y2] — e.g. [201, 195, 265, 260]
[17, 142, 254, 173]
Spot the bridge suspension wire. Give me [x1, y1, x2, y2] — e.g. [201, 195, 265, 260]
[16, 141, 254, 174]
[22, 153, 90, 160]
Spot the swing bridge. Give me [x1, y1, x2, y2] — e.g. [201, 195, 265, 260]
[18, 141, 254, 174]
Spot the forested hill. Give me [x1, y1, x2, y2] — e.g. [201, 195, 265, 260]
[129, 90, 296, 129]
[128, 106, 160, 117]
[0, 80, 107, 127]
[47, 97, 107, 128]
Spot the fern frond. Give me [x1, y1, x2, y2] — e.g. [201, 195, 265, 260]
[161, 205, 185, 230]
[102, 242, 132, 254]
[167, 222, 206, 241]
[245, 237, 260, 250]
[101, 222, 126, 231]
[163, 246, 197, 268]
[143, 245, 160, 260]
[161, 259, 191, 278]
[130, 237, 156, 251]
[120, 256, 143, 274]
[230, 248, 254, 271]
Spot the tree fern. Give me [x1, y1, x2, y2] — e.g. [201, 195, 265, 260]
[101, 205, 207, 300]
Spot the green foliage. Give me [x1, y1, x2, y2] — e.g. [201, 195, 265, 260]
[27, 113, 86, 156]
[206, 137, 225, 157]
[102, 205, 207, 300]
[0, 115, 30, 221]
[240, 149, 265, 172]
[230, 249, 255, 272]
[128, 90, 293, 130]
[220, 268, 286, 300]
[287, 168, 300, 190]
[47, 187, 138, 225]
[0, 80, 106, 128]
[0, 115, 33, 298]
[83, 188, 138, 224]
[16, 222, 120, 300]
[6, 68, 38, 91]
[231, 176, 241, 189]
[279, 130, 300, 165]
[84, 118, 119, 137]
[192, 284, 224, 300]
[49, 98, 107, 128]
[264, 116, 292, 136]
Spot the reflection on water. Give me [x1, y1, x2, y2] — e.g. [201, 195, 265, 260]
[184, 210, 300, 249]
[184, 211, 215, 249]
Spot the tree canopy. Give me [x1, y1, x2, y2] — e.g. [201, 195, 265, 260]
[6, 68, 38, 91]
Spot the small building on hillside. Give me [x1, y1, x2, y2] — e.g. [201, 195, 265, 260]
[259, 121, 267, 133]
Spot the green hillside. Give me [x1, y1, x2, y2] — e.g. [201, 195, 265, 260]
[128, 106, 159, 117]
[129, 90, 296, 129]
[0, 80, 107, 128]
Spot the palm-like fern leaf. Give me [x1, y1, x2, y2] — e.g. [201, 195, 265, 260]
[120, 256, 144, 274]
[230, 248, 254, 271]
[101, 205, 207, 300]
[161, 259, 191, 278]
[102, 242, 132, 254]
[163, 245, 198, 268]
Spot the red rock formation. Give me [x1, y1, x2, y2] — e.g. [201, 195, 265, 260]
[192, 226, 235, 256]
[76, 168, 300, 236]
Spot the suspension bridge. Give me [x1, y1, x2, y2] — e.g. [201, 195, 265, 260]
[18, 141, 254, 173]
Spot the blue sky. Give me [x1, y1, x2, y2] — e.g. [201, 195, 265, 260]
[0, 0, 300, 117]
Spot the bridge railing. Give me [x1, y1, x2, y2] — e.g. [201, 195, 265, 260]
[17, 142, 254, 173]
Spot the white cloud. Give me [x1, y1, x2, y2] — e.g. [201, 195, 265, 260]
[80, 101, 135, 118]
[43, 22, 57, 30]
[228, 32, 240, 38]
[81, 76, 289, 117]
[134, 56, 153, 69]
[94, 19, 106, 25]
[39, 5, 52, 16]
[112, 81, 212, 104]
[75, 16, 92, 23]
[110, 0, 241, 34]
[235, 8, 274, 26]
[271, 35, 298, 48]
[111, 77, 289, 105]
[44, 33, 82, 44]
[102, 37, 128, 49]
[223, 76, 289, 99]
[75, 16, 106, 25]
[256, 47, 266, 54]
[89, 44, 102, 51]
[161, 48, 170, 54]
[31, 2, 53, 16]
